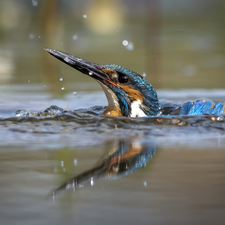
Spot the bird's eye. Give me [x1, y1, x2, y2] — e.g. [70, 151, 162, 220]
[118, 162, 130, 172]
[118, 73, 129, 84]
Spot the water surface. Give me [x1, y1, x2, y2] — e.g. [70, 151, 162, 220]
[0, 86, 225, 224]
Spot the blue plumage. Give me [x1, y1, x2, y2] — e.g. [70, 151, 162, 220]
[179, 100, 224, 116]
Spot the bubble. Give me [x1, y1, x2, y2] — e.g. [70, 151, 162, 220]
[83, 14, 88, 18]
[61, 87, 65, 90]
[61, 161, 64, 167]
[59, 77, 63, 81]
[73, 92, 77, 96]
[38, 36, 41, 38]
[143, 181, 147, 187]
[32, 0, 38, 7]
[142, 72, 146, 77]
[44, 85, 46, 88]
[29, 34, 35, 39]
[72, 35, 78, 40]
[28, 80, 30, 83]
[89, 71, 93, 75]
[74, 159, 78, 166]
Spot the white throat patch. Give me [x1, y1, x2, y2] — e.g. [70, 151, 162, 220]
[98, 82, 119, 109]
[130, 100, 147, 117]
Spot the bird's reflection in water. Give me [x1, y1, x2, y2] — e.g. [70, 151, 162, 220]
[50, 139, 157, 199]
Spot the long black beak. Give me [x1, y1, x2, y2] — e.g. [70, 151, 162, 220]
[44, 48, 116, 86]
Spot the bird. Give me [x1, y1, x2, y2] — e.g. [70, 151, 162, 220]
[44, 48, 224, 117]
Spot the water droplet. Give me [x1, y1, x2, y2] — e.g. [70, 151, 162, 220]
[142, 72, 146, 77]
[73, 92, 77, 96]
[126, 42, 134, 51]
[143, 181, 147, 187]
[61, 161, 64, 167]
[15, 109, 29, 117]
[89, 71, 93, 75]
[72, 35, 78, 40]
[59, 77, 63, 81]
[61, 87, 65, 90]
[74, 159, 78, 166]
[44, 105, 64, 115]
[29, 34, 35, 39]
[83, 14, 88, 18]
[217, 116, 224, 121]
[122, 40, 134, 51]
[90, 177, 94, 186]
[122, 40, 128, 46]
[32, 0, 38, 7]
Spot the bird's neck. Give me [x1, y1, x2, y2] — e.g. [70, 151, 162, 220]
[99, 82, 123, 117]
[99, 82, 158, 117]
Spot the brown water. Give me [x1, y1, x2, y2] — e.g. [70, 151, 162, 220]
[0, 1, 225, 224]
[1, 87, 225, 225]
[0, 142, 225, 225]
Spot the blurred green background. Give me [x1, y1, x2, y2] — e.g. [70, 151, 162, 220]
[0, 0, 224, 98]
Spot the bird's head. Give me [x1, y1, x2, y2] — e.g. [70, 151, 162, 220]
[44, 48, 160, 117]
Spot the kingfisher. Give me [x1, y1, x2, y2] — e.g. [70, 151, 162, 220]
[44, 48, 224, 117]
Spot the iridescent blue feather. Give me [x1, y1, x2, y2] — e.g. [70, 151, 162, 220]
[180, 101, 224, 115]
